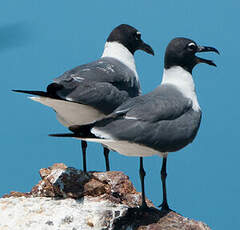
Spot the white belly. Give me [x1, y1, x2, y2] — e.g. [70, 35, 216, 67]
[29, 96, 106, 127]
[78, 138, 165, 157]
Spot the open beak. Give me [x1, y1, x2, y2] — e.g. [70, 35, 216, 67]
[138, 40, 154, 55]
[196, 46, 220, 67]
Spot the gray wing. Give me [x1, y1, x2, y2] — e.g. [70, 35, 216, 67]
[50, 57, 140, 114]
[54, 57, 140, 98]
[56, 79, 129, 114]
[93, 84, 202, 152]
[113, 84, 192, 121]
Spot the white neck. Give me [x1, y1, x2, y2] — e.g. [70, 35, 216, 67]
[161, 66, 200, 111]
[101, 41, 138, 80]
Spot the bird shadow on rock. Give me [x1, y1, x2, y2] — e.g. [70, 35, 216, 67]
[113, 206, 171, 230]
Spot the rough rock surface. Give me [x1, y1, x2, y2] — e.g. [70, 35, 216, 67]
[0, 163, 211, 230]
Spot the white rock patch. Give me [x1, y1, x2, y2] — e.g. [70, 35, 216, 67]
[0, 197, 128, 230]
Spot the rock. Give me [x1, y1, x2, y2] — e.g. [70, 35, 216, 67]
[1, 163, 211, 230]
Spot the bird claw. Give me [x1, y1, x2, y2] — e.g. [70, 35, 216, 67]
[158, 202, 170, 212]
[139, 202, 148, 210]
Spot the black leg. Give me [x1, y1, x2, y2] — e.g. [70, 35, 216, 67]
[159, 156, 170, 211]
[139, 157, 147, 208]
[103, 147, 110, 171]
[81, 140, 87, 172]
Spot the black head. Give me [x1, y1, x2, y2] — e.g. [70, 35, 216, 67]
[107, 24, 154, 55]
[164, 37, 219, 73]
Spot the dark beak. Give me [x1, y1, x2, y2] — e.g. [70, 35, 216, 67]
[196, 46, 220, 67]
[138, 40, 154, 55]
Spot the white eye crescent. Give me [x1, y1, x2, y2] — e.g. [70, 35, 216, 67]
[188, 42, 196, 50]
[136, 31, 141, 40]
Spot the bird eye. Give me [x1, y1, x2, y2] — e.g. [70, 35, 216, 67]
[136, 31, 141, 40]
[188, 42, 197, 51]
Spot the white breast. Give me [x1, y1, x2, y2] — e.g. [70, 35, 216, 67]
[161, 66, 200, 111]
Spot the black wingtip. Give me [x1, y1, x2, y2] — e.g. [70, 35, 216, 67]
[12, 89, 48, 97]
[49, 133, 78, 137]
[12, 89, 25, 93]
